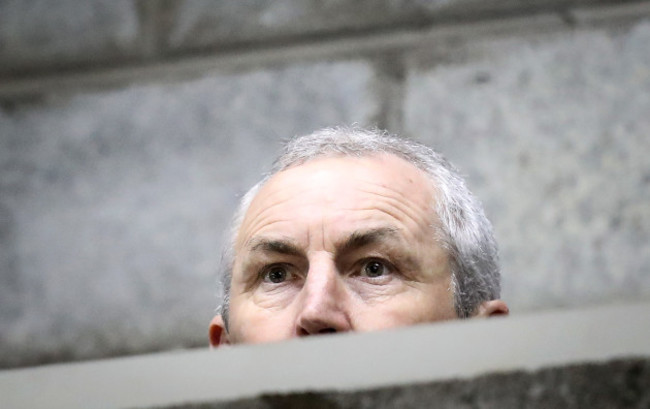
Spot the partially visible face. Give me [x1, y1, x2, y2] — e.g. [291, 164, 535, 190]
[223, 154, 457, 344]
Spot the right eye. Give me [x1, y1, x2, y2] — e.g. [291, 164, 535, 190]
[362, 260, 388, 278]
[262, 265, 292, 284]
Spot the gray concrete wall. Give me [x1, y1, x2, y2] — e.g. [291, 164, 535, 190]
[1, 0, 649, 368]
[404, 14, 650, 312]
[0, 62, 377, 367]
[2, 303, 649, 409]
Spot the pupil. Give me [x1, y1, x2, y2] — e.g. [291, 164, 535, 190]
[268, 269, 286, 283]
[366, 262, 383, 277]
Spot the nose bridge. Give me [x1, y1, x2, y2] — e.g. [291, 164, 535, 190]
[295, 253, 350, 335]
[302, 254, 340, 307]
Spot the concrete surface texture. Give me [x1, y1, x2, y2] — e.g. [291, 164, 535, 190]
[0, 0, 141, 75]
[0, 62, 376, 367]
[2, 303, 648, 409]
[404, 20, 650, 312]
[200, 359, 650, 409]
[1, 0, 649, 368]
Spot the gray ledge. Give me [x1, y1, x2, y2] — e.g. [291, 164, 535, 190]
[1, 302, 649, 409]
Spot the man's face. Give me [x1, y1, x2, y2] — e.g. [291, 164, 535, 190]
[217, 154, 457, 344]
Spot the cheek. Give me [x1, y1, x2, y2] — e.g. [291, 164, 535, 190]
[228, 300, 296, 343]
[250, 283, 302, 310]
[408, 280, 456, 321]
[351, 285, 455, 330]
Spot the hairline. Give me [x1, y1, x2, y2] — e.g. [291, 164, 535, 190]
[217, 127, 500, 328]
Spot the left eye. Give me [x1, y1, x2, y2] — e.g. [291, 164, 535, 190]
[362, 260, 388, 278]
[262, 265, 292, 284]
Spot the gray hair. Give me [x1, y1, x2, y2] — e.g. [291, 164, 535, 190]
[217, 127, 500, 327]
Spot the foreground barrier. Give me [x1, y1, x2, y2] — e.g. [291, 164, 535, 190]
[1, 303, 649, 409]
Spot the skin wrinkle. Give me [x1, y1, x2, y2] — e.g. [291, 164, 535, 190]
[243, 233, 408, 286]
[240, 214, 430, 279]
[336, 227, 399, 256]
[355, 178, 443, 240]
[249, 237, 303, 256]
[245, 228, 427, 285]
[218, 154, 461, 343]
[242, 165, 435, 246]
[242, 204, 429, 252]
[210, 129, 507, 346]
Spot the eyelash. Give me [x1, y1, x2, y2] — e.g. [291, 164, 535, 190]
[258, 263, 297, 283]
[255, 258, 399, 286]
[355, 258, 397, 279]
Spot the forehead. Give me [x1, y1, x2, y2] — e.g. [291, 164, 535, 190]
[264, 153, 431, 200]
[236, 154, 437, 247]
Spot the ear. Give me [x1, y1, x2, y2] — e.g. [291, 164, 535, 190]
[209, 315, 230, 347]
[474, 300, 509, 318]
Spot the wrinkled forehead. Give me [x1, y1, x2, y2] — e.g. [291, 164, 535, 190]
[269, 151, 432, 192]
[234, 153, 440, 248]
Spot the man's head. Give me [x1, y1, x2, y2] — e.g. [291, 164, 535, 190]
[210, 127, 507, 345]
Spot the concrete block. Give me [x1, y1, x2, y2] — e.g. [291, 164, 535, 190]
[0, 0, 140, 75]
[0, 60, 377, 368]
[571, 1, 650, 28]
[2, 304, 649, 408]
[162, 0, 627, 53]
[212, 359, 650, 409]
[404, 20, 650, 312]
[162, 0, 446, 51]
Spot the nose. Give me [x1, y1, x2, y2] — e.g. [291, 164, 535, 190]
[295, 260, 351, 337]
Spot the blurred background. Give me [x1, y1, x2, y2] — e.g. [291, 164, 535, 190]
[1, 0, 649, 369]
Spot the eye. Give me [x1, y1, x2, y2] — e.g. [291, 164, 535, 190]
[361, 260, 389, 278]
[262, 265, 292, 284]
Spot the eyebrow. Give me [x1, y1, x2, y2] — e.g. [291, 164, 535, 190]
[245, 227, 400, 256]
[337, 227, 401, 254]
[340, 227, 423, 274]
[247, 237, 303, 257]
[245, 227, 422, 275]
